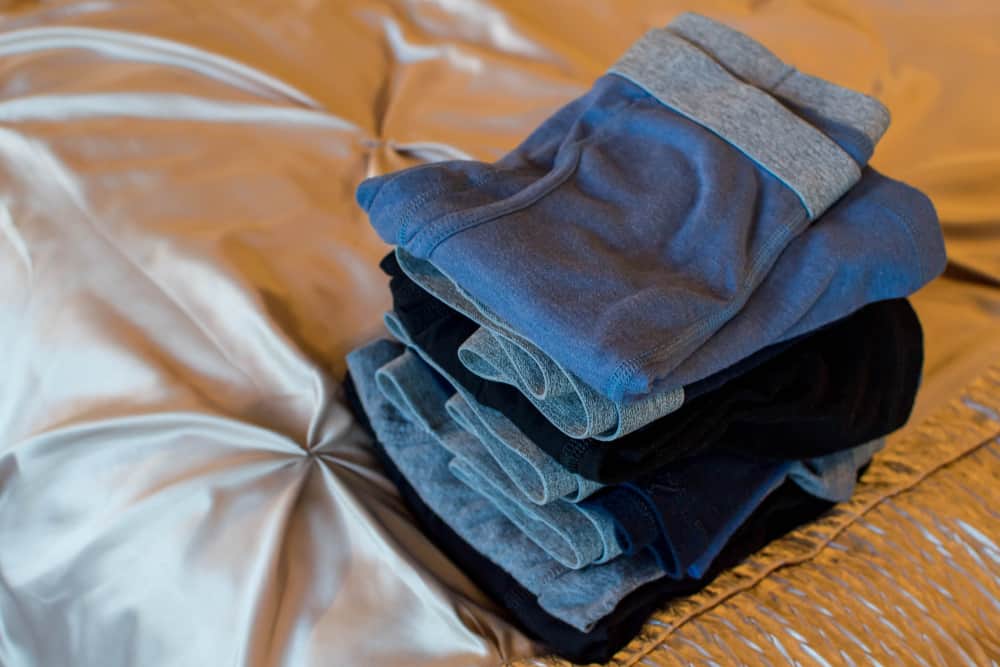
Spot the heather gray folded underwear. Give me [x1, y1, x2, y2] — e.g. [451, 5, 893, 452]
[373, 334, 883, 568]
[375, 348, 621, 570]
[347, 338, 664, 632]
[384, 309, 603, 506]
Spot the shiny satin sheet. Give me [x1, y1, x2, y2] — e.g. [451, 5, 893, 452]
[0, 2, 998, 666]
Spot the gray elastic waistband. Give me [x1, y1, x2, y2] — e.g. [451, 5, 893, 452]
[609, 17, 865, 219]
[666, 13, 890, 151]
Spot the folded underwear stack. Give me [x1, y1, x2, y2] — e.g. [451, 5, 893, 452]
[343, 12, 946, 664]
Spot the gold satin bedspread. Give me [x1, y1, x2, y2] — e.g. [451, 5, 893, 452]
[0, 2, 998, 666]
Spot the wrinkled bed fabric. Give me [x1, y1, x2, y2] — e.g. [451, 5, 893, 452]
[2, 1, 999, 666]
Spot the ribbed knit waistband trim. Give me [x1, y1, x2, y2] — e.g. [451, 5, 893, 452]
[609, 13, 887, 219]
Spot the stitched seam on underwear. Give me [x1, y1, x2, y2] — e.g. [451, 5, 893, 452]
[603, 215, 802, 400]
[394, 251, 604, 438]
[418, 151, 579, 255]
[395, 164, 507, 242]
[611, 367, 1000, 667]
[406, 95, 648, 255]
[606, 196, 927, 401]
[397, 167, 511, 247]
[875, 202, 927, 286]
[377, 162, 459, 240]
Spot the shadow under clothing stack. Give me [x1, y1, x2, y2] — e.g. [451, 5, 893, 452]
[343, 12, 947, 664]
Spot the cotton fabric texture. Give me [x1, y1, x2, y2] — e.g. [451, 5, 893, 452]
[347, 372, 837, 665]
[346, 340, 879, 630]
[371, 336, 882, 573]
[358, 17, 943, 442]
[358, 12, 903, 429]
[384, 254, 924, 484]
